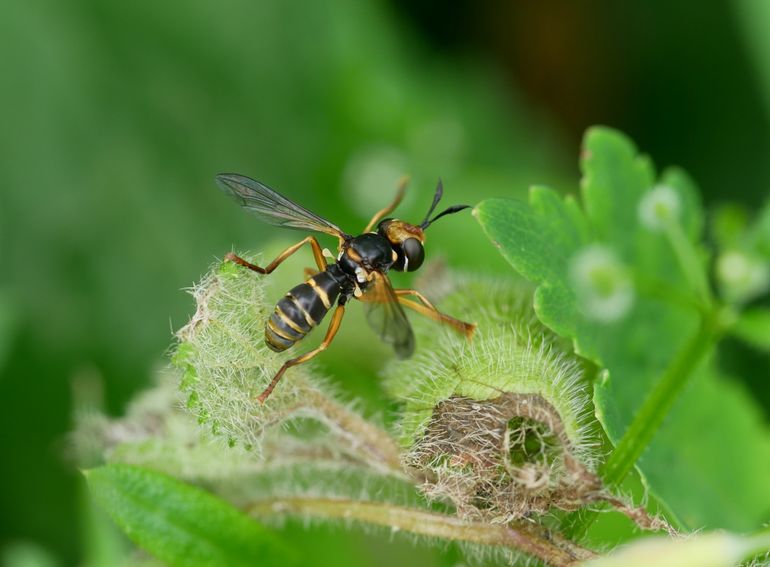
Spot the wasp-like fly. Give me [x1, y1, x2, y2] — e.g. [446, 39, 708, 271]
[216, 174, 477, 403]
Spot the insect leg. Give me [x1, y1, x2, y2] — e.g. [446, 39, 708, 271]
[363, 176, 409, 233]
[256, 304, 346, 404]
[395, 289, 476, 338]
[225, 236, 327, 275]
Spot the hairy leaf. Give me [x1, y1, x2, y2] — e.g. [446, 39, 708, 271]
[382, 277, 590, 451]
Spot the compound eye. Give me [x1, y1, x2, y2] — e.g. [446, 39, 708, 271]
[402, 238, 424, 272]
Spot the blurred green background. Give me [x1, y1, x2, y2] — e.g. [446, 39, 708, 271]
[1, 0, 769, 565]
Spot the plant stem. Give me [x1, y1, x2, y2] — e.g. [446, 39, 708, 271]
[247, 497, 597, 567]
[570, 217, 717, 535]
[665, 220, 713, 308]
[599, 315, 716, 487]
[571, 313, 718, 537]
[612, 216, 716, 486]
[303, 388, 402, 473]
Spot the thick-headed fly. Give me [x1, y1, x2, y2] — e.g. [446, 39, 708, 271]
[216, 174, 476, 403]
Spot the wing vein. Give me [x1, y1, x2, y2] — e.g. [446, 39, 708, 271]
[216, 173, 348, 238]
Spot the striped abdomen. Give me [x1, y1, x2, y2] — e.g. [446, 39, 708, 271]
[265, 271, 341, 352]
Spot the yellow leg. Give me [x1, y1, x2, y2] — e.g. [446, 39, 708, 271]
[257, 304, 346, 404]
[363, 176, 409, 233]
[395, 289, 476, 339]
[225, 236, 327, 275]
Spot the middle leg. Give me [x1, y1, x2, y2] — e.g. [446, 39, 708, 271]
[395, 289, 476, 338]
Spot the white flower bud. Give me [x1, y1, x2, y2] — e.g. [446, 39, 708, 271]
[638, 185, 681, 231]
[569, 245, 634, 323]
[716, 250, 770, 303]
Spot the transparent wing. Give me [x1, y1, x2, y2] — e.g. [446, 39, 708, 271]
[216, 173, 348, 238]
[361, 271, 415, 358]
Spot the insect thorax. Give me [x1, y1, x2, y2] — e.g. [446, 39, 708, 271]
[338, 233, 395, 278]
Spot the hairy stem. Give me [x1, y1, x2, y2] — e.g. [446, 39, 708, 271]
[303, 389, 402, 473]
[247, 497, 597, 566]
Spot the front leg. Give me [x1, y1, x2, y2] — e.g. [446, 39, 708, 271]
[395, 289, 476, 338]
[225, 236, 327, 275]
[363, 176, 409, 233]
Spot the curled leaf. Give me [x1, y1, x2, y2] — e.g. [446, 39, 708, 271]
[383, 276, 600, 522]
[173, 255, 400, 470]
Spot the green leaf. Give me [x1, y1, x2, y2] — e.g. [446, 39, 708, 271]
[579, 127, 655, 256]
[639, 365, 770, 529]
[711, 204, 749, 250]
[0, 289, 18, 374]
[729, 307, 770, 351]
[475, 126, 770, 531]
[85, 464, 296, 567]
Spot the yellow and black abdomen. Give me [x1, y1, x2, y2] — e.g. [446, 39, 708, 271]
[265, 271, 342, 352]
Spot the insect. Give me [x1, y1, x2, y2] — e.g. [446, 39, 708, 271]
[216, 173, 477, 403]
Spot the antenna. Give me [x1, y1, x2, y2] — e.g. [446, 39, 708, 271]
[419, 179, 444, 228]
[419, 179, 470, 229]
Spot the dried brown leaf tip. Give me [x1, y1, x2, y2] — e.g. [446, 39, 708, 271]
[409, 393, 600, 523]
[386, 274, 669, 532]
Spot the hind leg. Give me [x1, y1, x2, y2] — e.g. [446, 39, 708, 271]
[225, 236, 327, 274]
[257, 304, 346, 404]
